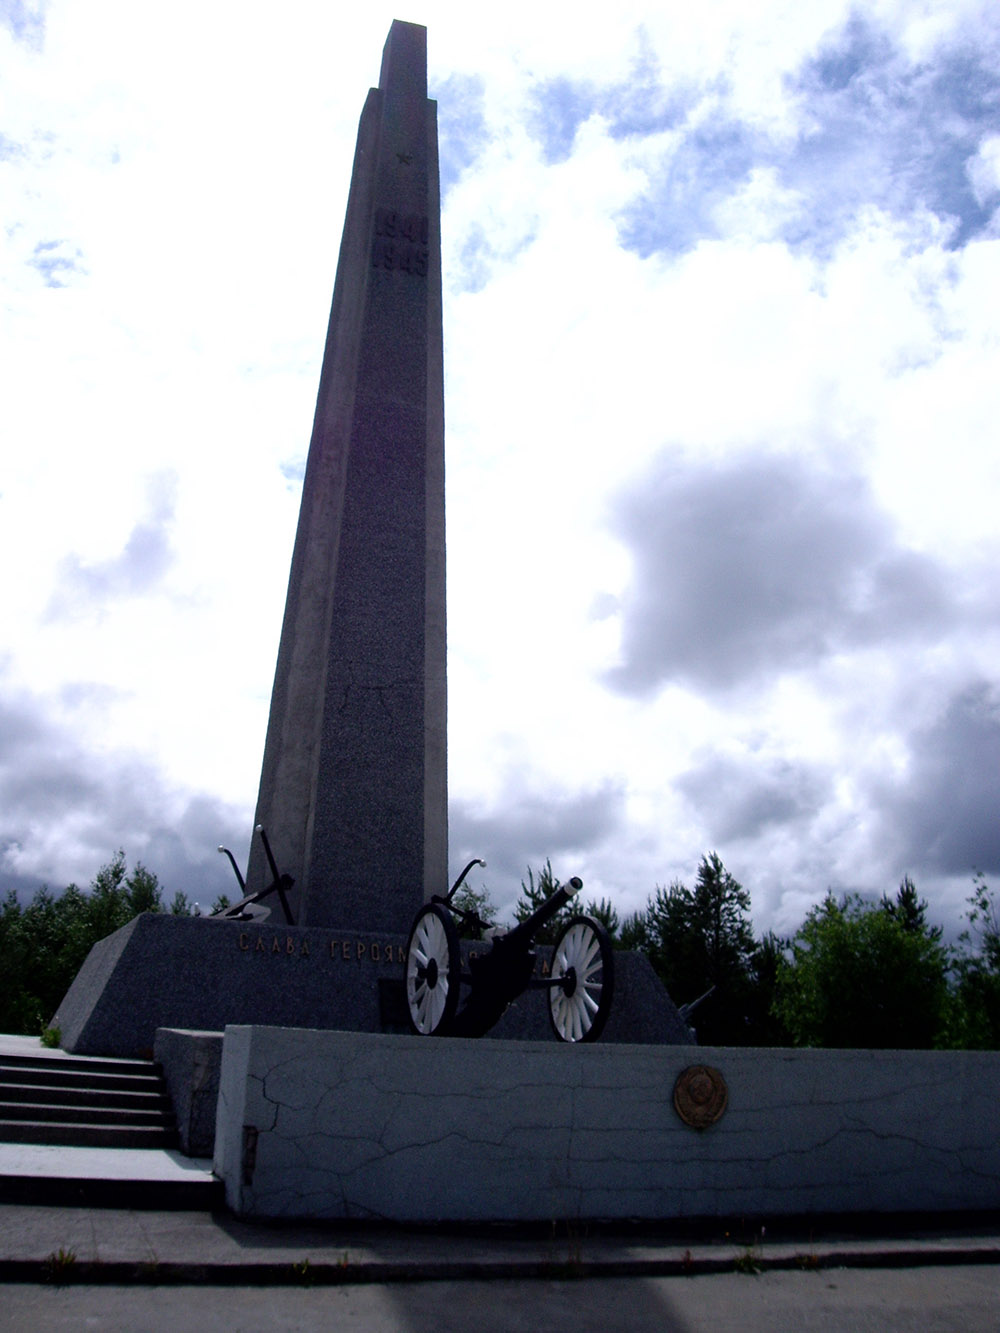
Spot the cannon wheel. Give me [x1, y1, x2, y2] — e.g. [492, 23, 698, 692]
[405, 903, 461, 1036]
[548, 914, 614, 1043]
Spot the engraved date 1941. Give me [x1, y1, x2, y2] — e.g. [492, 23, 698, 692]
[372, 208, 429, 276]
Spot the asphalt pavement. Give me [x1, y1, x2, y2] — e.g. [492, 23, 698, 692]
[2, 1194, 1000, 1332]
[3, 1194, 1000, 1286]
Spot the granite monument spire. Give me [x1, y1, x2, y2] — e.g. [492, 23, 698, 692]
[246, 20, 446, 933]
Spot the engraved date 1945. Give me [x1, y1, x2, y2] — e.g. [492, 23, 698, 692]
[372, 208, 429, 276]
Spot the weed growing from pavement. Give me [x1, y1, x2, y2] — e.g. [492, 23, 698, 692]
[734, 1225, 767, 1275]
[734, 1245, 762, 1275]
[42, 1248, 77, 1284]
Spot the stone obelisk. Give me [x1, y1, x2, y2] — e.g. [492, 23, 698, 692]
[246, 20, 446, 933]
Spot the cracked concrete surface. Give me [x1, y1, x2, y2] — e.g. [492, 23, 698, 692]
[212, 1028, 1000, 1223]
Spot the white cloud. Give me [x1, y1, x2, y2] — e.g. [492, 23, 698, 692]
[966, 134, 1000, 209]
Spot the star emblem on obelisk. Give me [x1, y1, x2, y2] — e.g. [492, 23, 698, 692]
[396, 151, 413, 165]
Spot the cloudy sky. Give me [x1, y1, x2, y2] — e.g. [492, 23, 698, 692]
[2, 0, 999, 938]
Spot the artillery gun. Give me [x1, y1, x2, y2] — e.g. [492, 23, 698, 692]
[404, 860, 615, 1042]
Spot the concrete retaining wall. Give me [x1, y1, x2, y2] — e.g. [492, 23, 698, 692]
[155, 1029, 224, 1158]
[213, 1026, 1000, 1222]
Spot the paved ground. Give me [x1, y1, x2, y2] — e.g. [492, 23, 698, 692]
[2, 1200, 999, 1330]
[3, 1199, 1000, 1281]
[0, 1141, 215, 1184]
[2, 1261, 999, 1330]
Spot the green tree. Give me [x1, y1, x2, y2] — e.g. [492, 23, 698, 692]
[949, 873, 1000, 1049]
[582, 896, 619, 940]
[85, 849, 129, 939]
[775, 888, 950, 1048]
[512, 860, 563, 943]
[882, 875, 938, 937]
[510, 861, 612, 942]
[645, 853, 758, 1044]
[0, 888, 52, 1034]
[126, 863, 163, 915]
[0, 852, 167, 1036]
[744, 930, 792, 1046]
[964, 871, 1000, 970]
[449, 878, 498, 940]
[618, 908, 652, 953]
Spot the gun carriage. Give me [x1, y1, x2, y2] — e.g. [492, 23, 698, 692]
[404, 860, 615, 1042]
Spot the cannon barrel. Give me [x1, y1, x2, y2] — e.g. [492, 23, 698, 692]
[501, 876, 583, 951]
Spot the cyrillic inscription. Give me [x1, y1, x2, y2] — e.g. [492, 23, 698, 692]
[237, 931, 398, 965]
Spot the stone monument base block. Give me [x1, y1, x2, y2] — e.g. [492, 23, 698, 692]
[215, 1027, 1000, 1222]
[53, 912, 690, 1059]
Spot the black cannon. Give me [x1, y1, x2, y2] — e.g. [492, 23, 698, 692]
[403, 861, 615, 1042]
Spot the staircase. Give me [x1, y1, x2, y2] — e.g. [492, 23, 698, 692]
[0, 1049, 178, 1149]
[0, 1042, 224, 1207]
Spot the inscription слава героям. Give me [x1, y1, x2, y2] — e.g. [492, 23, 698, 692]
[237, 932, 404, 964]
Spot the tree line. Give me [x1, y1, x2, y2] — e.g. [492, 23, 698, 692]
[502, 853, 1000, 1049]
[0, 851, 228, 1037]
[2, 848, 998, 1049]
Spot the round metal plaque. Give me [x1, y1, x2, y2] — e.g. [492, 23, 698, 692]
[673, 1064, 728, 1129]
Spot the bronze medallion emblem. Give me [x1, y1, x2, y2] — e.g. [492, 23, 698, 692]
[673, 1064, 728, 1128]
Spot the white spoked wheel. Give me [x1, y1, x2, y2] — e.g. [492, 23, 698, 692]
[549, 914, 614, 1043]
[405, 903, 461, 1036]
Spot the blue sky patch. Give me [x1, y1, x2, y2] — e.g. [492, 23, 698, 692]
[279, 458, 305, 487]
[807, 12, 893, 92]
[433, 73, 488, 197]
[30, 239, 82, 288]
[527, 52, 695, 167]
[528, 75, 597, 164]
[0, 133, 26, 161]
[610, 14, 1000, 261]
[785, 17, 1000, 250]
[616, 117, 760, 257]
[0, 0, 44, 48]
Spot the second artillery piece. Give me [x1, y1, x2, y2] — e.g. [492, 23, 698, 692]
[404, 861, 615, 1042]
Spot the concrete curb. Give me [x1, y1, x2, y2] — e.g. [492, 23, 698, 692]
[3, 1241, 999, 1286]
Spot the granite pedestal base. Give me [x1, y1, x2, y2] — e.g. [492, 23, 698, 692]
[214, 1027, 1000, 1223]
[53, 912, 691, 1059]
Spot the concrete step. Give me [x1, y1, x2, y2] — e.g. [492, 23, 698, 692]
[0, 1047, 178, 1150]
[0, 1100, 175, 1128]
[0, 1041, 217, 1209]
[0, 1119, 179, 1149]
[0, 1081, 173, 1112]
[0, 1172, 224, 1208]
[0, 1052, 156, 1077]
[0, 1063, 162, 1094]
[0, 1141, 222, 1209]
